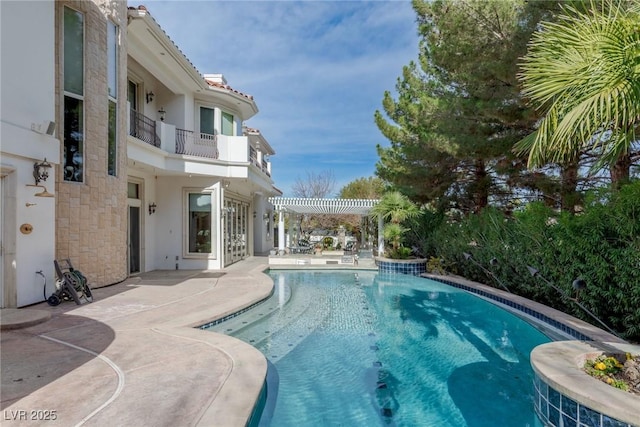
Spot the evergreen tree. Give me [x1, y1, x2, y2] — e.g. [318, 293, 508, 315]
[375, 0, 561, 213]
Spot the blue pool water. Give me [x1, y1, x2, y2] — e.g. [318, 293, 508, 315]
[205, 270, 551, 426]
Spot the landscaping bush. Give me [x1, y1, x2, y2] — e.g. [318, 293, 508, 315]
[416, 181, 640, 342]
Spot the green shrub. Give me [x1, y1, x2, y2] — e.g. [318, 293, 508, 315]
[415, 181, 640, 342]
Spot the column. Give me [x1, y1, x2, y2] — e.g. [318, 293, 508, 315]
[278, 210, 285, 255]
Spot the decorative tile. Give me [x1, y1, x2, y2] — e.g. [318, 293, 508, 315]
[549, 387, 561, 409]
[578, 404, 601, 427]
[601, 415, 629, 427]
[562, 396, 578, 420]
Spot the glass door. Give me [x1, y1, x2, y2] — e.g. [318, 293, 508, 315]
[128, 205, 141, 274]
[127, 182, 142, 275]
[223, 198, 249, 266]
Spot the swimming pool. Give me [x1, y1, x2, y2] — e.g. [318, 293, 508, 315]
[205, 270, 551, 426]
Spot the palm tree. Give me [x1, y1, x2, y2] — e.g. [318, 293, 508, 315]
[515, 0, 640, 186]
[370, 191, 420, 258]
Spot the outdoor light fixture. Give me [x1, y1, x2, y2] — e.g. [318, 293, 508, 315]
[33, 158, 52, 184]
[222, 179, 230, 189]
[526, 266, 620, 337]
[462, 252, 510, 293]
[158, 107, 166, 121]
[572, 278, 587, 301]
[26, 184, 54, 198]
[146, 91, 154, 103]
[148, 202, 157, 215]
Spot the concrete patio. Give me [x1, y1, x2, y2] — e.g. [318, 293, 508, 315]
[0, 257, 274, 427]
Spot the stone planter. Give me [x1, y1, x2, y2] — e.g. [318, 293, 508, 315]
[531, 341, 640, 427]
[374, 256, 427, 275]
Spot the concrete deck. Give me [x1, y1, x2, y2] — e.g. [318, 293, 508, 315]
[0, 257, 274, 427]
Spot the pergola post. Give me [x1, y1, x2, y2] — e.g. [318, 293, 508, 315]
[278, 209, 285, 255]
[378, 214, 384, 256]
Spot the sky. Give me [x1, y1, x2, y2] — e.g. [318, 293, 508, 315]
[140, 1, 421, 196]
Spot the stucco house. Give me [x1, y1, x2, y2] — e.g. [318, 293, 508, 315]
[0, 0, 280, 308]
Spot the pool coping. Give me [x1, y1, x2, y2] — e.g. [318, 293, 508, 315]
[421, 273, 625, 343]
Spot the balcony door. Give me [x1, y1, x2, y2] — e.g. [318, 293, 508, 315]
[128, 80, 139, 111]
[199, 106, 215, 137]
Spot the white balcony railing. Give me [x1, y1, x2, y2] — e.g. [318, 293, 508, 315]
[175, 129, 218, 159]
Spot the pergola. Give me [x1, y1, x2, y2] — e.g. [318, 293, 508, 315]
[268, 197, 384, 254]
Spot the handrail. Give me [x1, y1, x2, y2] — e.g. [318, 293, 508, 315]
[129, 109, 160, 147]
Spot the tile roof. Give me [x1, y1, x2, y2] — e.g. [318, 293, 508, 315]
[205, 80, 254, 101]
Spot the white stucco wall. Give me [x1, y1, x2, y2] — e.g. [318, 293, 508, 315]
[1, 0, 58, 307]
[153, 176, 223, 271]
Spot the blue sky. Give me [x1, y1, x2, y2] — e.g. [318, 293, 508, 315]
[141, 1, 420, 196]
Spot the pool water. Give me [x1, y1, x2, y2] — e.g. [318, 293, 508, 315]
[205, 270, 550, 426]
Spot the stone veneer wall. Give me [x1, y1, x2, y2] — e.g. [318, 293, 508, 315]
[55, 0, 128, 286]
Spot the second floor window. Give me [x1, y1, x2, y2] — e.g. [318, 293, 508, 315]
[200, 107, 215, 135]
[221, 111, 234, 136]
[107, 21, 118, 176]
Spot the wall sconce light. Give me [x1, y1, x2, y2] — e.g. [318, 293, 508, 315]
[146, 91, 154, 103]
[222, 179, 230, 189]
[26, 184, 54, 197]
[158, 107, 166, 122]
[33, 158, 52, 184]
[149, 202, 157, 215]
[263, 213, 270, 222]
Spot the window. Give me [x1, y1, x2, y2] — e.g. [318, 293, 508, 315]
[188, 193, 212, 254]
[63, 7, 84, 182]
[107, 21, 118, 176]
[200, 107, 215, 135]
[221, 111, 234, 136]
[127, 182, 139, 199]
[108, 100, 117, 175]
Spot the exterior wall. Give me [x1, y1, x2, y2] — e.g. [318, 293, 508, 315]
[1, 0, 59, 307]
[153, 176, 223, 271]
[127, 57, 170, 124]
[252, 194, 274, 255]
[55, 0, 128, 287]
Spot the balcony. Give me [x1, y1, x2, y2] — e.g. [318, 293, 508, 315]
[128, 109, 271, 177]
[250, 146, 272, 177]
[130, 109, 160, 147]
[176, 129, 219, 159]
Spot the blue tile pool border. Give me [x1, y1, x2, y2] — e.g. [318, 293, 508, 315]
[197, 289, 274, 330]
[533, 373, 635, 427]
[425, 275, 593, 341]
[376, 258, 427, 275]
